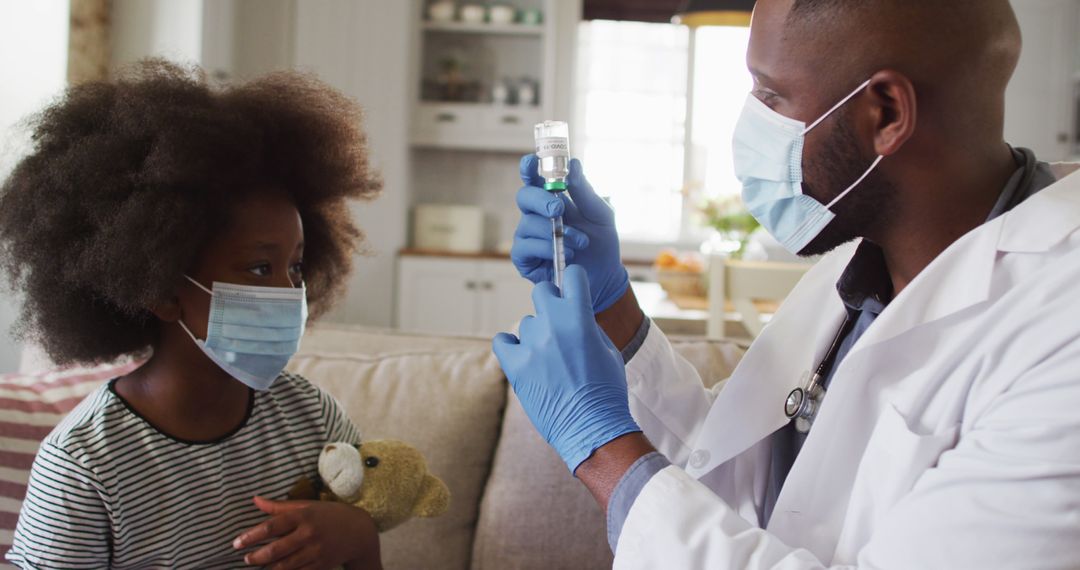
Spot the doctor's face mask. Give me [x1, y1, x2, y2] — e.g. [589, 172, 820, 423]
[732, 79, 886, 256]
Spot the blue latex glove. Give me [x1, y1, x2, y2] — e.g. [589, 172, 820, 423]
[492, 265, 641, 473]
[513, 155, 630, 314]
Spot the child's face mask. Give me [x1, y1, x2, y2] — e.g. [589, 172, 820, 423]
[178, 276, 307, 391]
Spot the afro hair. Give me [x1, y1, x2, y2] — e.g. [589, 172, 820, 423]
[0, 60, 382, 365]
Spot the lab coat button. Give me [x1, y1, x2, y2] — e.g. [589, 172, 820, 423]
[689, 449, 710, 469]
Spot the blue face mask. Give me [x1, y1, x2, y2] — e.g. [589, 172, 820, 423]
[178, 276, 307, 391]
[732, 79, 885, 255]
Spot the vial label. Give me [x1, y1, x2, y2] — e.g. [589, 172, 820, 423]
[536, 137, 569, 158]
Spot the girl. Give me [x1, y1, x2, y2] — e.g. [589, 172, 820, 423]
[0, 60, 384, 569]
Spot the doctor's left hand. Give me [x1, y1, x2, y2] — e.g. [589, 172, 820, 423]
[493, 265, 642, 473]
[233, 496, 383, 570]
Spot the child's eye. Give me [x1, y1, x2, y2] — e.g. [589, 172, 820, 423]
[290, 261, 304, 276]
[248, 263, 272, 277]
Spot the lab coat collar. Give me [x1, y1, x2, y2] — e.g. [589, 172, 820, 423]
[997, 164, 1080, 253]
[846, 163, 1080, 354]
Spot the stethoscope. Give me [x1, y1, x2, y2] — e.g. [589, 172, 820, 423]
[784, 316, 855, 433]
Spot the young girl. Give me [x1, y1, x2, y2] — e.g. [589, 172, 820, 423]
[0, 60, 384, 569]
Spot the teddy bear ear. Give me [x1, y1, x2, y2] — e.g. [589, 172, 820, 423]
[412, 474, 450, 518]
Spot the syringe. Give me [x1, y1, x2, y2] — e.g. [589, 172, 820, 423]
[534, 121, 571, 290]
[551, 215, 566, 290]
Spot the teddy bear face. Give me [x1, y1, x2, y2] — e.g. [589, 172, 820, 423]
[318, 443, 365, 502]
[316, 439, 450, 533]
[355, 440, 431, 531]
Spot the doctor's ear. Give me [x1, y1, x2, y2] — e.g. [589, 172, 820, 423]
[866, 70, 917, 157]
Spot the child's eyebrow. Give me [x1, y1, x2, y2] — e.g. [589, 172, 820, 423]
[239, 242, 305, 252]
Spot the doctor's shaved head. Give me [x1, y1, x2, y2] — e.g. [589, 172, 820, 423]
[747, 0, 1024, 260]
[779, 0, 1021, 136]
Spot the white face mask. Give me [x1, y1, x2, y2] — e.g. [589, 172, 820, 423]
[732, 79, 885, 255]
[178, 276, 307, 391]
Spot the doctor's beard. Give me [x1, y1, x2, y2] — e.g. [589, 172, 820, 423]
[798, 107, 898, 257]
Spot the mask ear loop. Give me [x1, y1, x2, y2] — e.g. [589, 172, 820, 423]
[802, 78, 874, 135]
[178, 275, 213, 342]
[797, 78, 885, 210]
[826, 154, 885, 210]
[184, 275, 214, 296]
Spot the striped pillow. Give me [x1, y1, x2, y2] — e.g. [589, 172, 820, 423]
[0, 360, 141, 567]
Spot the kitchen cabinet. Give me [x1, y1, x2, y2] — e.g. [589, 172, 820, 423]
[396, 255, 533, 336]
[411, 0, 571, 153]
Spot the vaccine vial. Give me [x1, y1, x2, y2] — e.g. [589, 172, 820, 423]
[534, 121, 570, 191]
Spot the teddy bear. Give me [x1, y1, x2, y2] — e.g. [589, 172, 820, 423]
[288, 439, 450, 532]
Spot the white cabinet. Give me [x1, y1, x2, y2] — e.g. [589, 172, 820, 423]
[396, 256, 533, 336]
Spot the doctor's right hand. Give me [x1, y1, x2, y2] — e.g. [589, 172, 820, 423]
[512, 155, 629, 314]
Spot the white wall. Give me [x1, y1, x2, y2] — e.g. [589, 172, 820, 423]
[202, 0, 295, 82]
[1005, 0, 1080, 161]
[293, 1, 414, 328]
[0, 0, 71, 373]
[111, 0, 203, 69]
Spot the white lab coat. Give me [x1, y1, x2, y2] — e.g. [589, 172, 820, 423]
[616, 164, 1080, 569]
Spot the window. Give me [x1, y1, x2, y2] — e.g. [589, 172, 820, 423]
[574, 20, 753, 245]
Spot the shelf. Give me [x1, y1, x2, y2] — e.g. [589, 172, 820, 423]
[422, 21, 544, 37]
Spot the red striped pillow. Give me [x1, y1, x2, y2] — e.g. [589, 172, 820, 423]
[0, 360, 141, 567]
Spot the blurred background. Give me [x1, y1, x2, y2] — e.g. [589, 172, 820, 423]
[1, 0, 1078, 372]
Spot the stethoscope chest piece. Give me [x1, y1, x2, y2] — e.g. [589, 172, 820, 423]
[785, 370, 823, 434]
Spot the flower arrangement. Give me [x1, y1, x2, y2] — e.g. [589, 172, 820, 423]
[697, 195, 760, 258]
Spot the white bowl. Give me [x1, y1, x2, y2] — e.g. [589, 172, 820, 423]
[428, 1, 456, 22]
[460, 4, 486, 23]
[489, 5, 515, 25]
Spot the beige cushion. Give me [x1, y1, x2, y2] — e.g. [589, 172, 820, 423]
[288, 328, 506, 570]
[301, 323, 493, 356]
[470, 334, 747, 570]
[471, 390, 614, 570]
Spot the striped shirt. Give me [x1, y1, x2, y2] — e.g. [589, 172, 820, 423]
[6, 372, 361, 569]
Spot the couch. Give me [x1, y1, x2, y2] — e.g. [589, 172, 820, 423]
[0, 325, 747, 569]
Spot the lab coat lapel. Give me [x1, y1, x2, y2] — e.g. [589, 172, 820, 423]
[767, 168, 1080, 558]
[683, 246, 855, 479]
[851, 167, 1080, 354]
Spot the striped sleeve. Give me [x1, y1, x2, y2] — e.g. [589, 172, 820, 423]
[318, 389, 362, 446]
[6, 442, 110, 569]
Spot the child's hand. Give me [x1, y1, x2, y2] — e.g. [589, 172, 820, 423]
[234, 496, 382, 570]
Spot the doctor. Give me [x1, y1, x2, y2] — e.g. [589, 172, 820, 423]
[494, 0, 1080, 567]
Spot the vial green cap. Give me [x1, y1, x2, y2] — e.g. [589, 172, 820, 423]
[544, 181, 568, 192]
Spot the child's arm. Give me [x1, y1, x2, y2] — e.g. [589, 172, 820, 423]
[319, 388, 363, 447]
[7, 443, 111, 568]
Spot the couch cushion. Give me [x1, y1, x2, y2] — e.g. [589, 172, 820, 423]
[0, 361, 140, 568]
[288, 332, 506, 570]
[470, 334, 746, 570]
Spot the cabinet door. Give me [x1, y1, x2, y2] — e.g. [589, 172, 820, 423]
[396, 258, 479, 335]
[476, 260, 535, 336]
